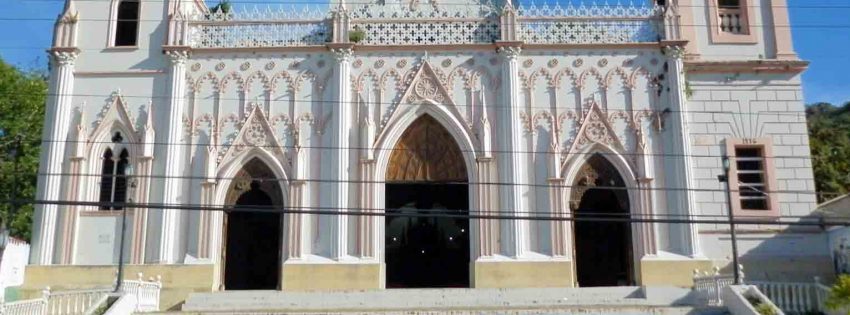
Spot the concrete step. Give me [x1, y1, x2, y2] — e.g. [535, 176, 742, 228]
[152, 305, 728, 315]
[180, 287, 717, 314]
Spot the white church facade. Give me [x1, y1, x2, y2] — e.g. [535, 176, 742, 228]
[25, 0, 830, 309]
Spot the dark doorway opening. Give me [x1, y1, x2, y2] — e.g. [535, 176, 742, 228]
[572, 154, 634, 287]
[385, 183, 469, 288]
[224, 181, 282, 290]
[383, 115, 470, 288]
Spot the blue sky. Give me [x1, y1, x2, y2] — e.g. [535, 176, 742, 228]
[0, 0, 848, 105]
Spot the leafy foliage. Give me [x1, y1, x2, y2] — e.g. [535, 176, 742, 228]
[210, 0, 232, 14]
[349, 28, 366, 43]
[826, 274, 850, 312]
[0, 58, 47, 241]
[806, 102, 850, 202]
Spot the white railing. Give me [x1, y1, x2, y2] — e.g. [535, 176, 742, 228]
[751, 277, 831, 314]
[0, 274, 162, 315]
[120, 273, 162, 312]
[718, 7, 744, 34]
[692, 266, 741, 306]
[1, 298, 46, 315]
[44, 287, 111, 315]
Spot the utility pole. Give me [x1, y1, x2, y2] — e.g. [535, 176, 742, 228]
[719, 155, 741, 285]
[11, 135, 21, 225]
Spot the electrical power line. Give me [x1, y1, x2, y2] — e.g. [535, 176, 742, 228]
[8, 198, 844, 228]
[0, 91, 817, 118]
[2, 169, 834, 197]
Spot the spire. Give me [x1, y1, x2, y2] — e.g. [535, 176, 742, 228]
[479, 85, 492, 158]
[74, 103, 87, 158]
[361, 90, 376, 160]
[142, 100, 156, 157]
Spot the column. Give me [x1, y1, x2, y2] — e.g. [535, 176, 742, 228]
[664, 44, 701, 257]
[158, 49, 189, 263]
[329, 45, 354, 259]
[31, 48, 79, 265]
[496, 44, 527, 257]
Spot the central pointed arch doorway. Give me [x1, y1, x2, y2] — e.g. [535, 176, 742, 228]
[222, 158, 284, 290]
[385, 115, 470, 288]
[571, 154, 634, 287]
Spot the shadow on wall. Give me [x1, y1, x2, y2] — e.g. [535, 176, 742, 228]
[718, 215, 835, 283]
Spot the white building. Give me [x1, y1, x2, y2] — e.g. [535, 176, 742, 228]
[25, 0, 830, 309]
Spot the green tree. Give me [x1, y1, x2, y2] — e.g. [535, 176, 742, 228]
[826, 274, 850, 313]
[0, 58, 47, 241]
[806, 102, 850, 202]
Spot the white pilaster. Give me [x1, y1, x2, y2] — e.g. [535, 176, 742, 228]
[158, 49, 190, 263]
[664, 44, 701, 257]
[496, 44, 527, 258]
[31, 49, 78, 265]
[329, 45, 354, 259]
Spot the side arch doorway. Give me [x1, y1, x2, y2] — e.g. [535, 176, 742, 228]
[384, 115, 470, 288]
[571, 154, 634, 287]
[222, 158, 284, 290]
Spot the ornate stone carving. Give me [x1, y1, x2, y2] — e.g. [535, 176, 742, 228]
[399, 61, 453, 105]
[662, 45, 686, 59]
[215, 62, 226, 71]
[332, 48, 354, 62]
[497, 46, 521, 61]
[49, 50, 79, 67]
[567, 100, 624, 154]
[166, 50, 190, 66]
[573, 58, 584, 67]
[239, 61, 251, 71]
[412, 77, 443, 103]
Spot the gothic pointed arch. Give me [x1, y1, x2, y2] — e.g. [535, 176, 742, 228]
[387, 115, 467, 182]
[218, 104, 288, 174]
[569, 153, 628, 211]
[380, 60, 471, 137]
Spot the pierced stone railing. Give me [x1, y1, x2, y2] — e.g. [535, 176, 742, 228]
[750, 277, 831, 314]
[516, 3, 663, 44]
[187, 6, 331, 48]
[177, 1, 673, 48]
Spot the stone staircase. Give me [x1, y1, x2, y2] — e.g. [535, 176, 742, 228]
[159, 287, 728, 314]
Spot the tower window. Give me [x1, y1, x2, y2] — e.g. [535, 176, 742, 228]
[114, 0, 140, 46]
[734, 147, 767, 210]
[718, 0, 741, 8]
[99, 148, 130, 210]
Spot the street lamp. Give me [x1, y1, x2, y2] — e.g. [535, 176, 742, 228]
[718, 155, 741, 285]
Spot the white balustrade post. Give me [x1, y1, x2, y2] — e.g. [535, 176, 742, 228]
[159, 49, 190, 263]
[31, 48, 79, 265]
[496, 43, 527, 258]
[662, 43, 701, 257]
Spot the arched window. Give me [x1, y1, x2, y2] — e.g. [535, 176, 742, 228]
[113, 0, 140, 46]
[99, 148, 130, 210]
